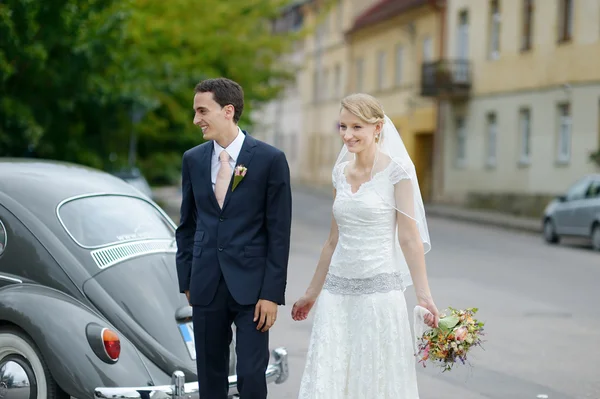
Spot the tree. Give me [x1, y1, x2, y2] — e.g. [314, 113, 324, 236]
[0, 0, 310, 184]
[0, 0, 140, 168]
[126, 0, 304, 184]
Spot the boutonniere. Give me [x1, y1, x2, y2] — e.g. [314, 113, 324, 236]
[232, 165, 247, 191]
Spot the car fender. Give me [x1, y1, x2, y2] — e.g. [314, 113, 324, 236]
[0, 283, 158, 398]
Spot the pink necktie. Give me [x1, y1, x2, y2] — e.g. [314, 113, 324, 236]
[215, 150, 232, 208]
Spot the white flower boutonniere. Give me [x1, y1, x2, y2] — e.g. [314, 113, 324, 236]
[232, 165, 247, 191]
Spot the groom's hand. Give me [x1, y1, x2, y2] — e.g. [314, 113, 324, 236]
[254, 299, 278, 332]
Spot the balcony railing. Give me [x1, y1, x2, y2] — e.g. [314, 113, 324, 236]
[420, 60, 472, 99]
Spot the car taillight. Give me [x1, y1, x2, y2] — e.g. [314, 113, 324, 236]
[102, 328, 121, 361]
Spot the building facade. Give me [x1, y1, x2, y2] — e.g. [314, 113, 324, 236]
[251, 1, 308, 181]
[431, 0, 600, 215]
[345, 0, 444, 202]
[299, 0, 444, 202]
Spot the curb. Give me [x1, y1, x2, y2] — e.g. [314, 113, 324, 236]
[152, 185, 543, 235]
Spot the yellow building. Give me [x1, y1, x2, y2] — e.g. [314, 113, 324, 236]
[298, 0, 445, 203]
[433, 0, 600, 215]
[298, 0, 377, 186]
[345, 0, 445, 202]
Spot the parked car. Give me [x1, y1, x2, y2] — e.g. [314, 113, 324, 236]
[0, 158, 288, 399]
[542, 174, 600, 251]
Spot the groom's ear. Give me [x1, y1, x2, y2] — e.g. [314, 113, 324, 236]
[224, 104, 235, 120]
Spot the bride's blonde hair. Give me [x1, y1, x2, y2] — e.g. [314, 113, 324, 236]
[340, 93, 385, 125]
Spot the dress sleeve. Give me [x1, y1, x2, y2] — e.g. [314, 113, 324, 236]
[388, 159, 412, 185]
[332, 162, 345, 190]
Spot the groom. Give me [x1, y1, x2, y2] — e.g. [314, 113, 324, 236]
[175, 77, 292, 399]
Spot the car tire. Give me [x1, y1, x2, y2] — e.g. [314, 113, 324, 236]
[591, 223, 600, 252]
[543, 219, 560, 244]
[0, 326, 69, 399]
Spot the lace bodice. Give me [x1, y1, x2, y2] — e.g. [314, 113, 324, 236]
[329, 159, 410, 280]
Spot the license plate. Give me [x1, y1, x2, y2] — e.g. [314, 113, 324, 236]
[178, 322, 196, 360]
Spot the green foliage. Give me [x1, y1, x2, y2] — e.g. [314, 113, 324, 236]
[0, 0, 305, 184]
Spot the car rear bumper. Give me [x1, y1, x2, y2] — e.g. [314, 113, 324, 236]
[94, 347, 288, 399]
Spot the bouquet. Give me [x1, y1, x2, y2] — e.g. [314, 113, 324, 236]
[414, 306, 485, 372]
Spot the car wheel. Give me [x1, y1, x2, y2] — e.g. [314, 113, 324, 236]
[591, 223, 600, 252]
[0, 327, 69, 399]
[543, 219, 560, 244]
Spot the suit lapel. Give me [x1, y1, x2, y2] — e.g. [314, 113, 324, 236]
[202, 143, 220, 212]
[222, 132, 257, 211]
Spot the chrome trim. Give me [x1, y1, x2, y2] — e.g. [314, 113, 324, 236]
[90, 239, 177, 269]
[0, 274, 22, 284]
[94, 347, 289, 399]
[55, 192, 177, 250]
[0, 218, 6, 255]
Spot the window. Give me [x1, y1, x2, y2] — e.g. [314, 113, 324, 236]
[489, 0, 501, 59]
[486, 113, 497, 167]
[456, 117, 467, 165]
[521, 0, 534, 51]
[395, 45, 404, 85]
[58, 195, 174, 248]
[557, 103, 571, 163]
[377, 50, 386, 90]
[313, 70, 319, 102]
[0, 219, 6, 256]
[519, 108, 531, 164]
[422, 36, 433, 61]
[334, 64, 341, 98]
[566, 178, 591, 201]
[558, 0, 573, 42]
[355, 58, 364, 91]
[586, 179, 600, 198]
[457, 10, 469, 59]
[322, 68, 329, 100]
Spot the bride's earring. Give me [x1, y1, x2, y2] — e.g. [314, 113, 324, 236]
[375, 134, 380, 144]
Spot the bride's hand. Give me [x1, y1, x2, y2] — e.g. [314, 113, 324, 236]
[291, 295, 317, 321]
[418, 298, 439, 328]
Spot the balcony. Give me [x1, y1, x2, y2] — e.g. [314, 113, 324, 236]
[420, 60, 472, 99]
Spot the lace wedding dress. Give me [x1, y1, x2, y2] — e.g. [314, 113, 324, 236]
[297, 159, 420, 399]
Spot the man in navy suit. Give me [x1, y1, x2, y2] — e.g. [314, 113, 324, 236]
[175, 77, 292, 399]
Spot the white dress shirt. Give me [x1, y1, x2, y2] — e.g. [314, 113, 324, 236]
[211, 127, 245, 190]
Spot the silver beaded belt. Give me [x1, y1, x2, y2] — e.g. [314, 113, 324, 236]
[322, 272, 405, 295]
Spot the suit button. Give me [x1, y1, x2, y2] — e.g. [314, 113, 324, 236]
[218, 247, 223, 252]
[219, 217, 224, 222]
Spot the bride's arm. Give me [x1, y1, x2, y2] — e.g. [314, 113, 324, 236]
[394, 180, 439, 327]
[304, 189, 339, 299]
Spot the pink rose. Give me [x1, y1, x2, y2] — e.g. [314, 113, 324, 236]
[455, 326, 468, 341]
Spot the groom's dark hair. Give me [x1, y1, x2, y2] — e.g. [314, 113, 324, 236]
[195, 78, 244, 123]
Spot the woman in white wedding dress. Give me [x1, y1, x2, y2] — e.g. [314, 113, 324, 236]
[291, 93, 440, 399]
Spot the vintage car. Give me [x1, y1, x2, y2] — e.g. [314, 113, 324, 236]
[0, 158, 288, 398]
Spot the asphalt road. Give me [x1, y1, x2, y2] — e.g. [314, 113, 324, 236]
[162, 185, 600, 399]
[264, 187, 600, 399]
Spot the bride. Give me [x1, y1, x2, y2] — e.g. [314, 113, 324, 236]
[291, 93, 439, 398]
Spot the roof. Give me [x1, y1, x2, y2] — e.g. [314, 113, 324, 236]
[348, 0, 431, 35]
[0, 158, 143, 221]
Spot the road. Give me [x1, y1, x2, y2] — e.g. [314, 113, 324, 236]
[265, 187, 600, 399]
[162, 186, 600, 399]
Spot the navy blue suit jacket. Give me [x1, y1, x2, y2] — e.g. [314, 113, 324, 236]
[175, 132, 292, 307]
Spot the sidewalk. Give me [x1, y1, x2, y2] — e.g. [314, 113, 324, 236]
[152, 185, 543, 234]
[425, 203, 542, 234]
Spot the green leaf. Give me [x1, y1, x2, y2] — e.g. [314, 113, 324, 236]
[438, 315, 459, 331]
